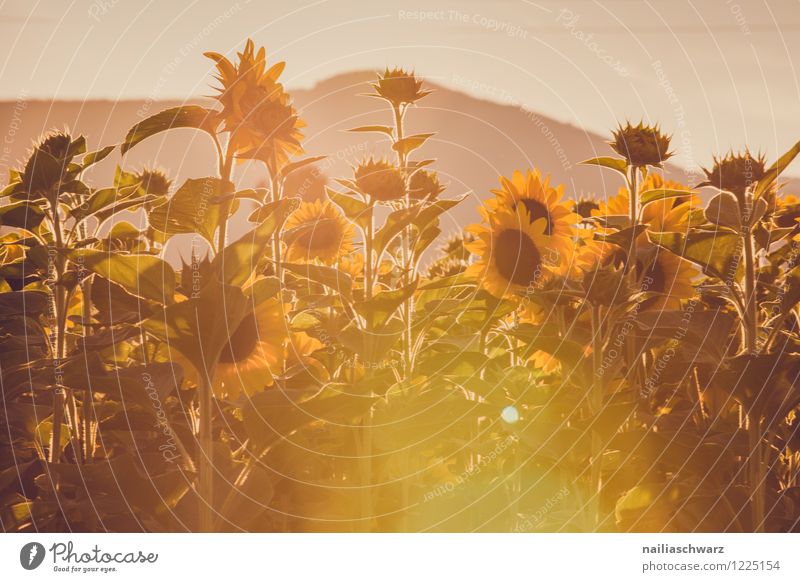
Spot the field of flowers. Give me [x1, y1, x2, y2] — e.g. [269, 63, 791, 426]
[2, 39, 800, 532]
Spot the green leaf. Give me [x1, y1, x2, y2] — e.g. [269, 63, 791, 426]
[143, 280, 248, 376]
[754, 140, 800, 199]
[640, 188, 694, 206]
[393, 133, 434, 157]
[325, 186, 371, 229]
[781, 264, 800, 313]
[374, 197, 464, 258]
[412, 222, 440, 260]
[0, 201, 45, 230]
[347, 125, 394, 137]
[66, 249, 175, 304]
[214, 198, 298, 286]
[283, 262, 353, 302]
[278, 156, 327, 180]
[82, 145, 116, 168]
[648, 230, 741, 283]
[418, 350, 487, 377]
[70, 184, 140, 221]
[242, 386, 374, 451]
[579, 156, 628, 175]
[354, 279, 418, 328]
[594, 224, 647, 251]
[419, 272, 475, 290]
[337, 318, 403, 365]
[148, 177, 232, 245]
[121, 105, 218, 155]
[704, 192, 741, 230]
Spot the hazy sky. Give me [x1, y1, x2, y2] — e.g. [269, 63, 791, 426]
[2, 0, 799, 174]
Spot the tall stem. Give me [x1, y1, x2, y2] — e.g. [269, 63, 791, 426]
[215, 144, 235, 254]
[392, 104, 414, 377]
[197, 140, 234, 531]
[624, 167, 642, 400]
[742, 219, 758, 354]
[50, 389, 65, 463]
[271, 173, 283, 282]
[198, 369, 216, 532]
[741, 192, 764, 531]
[748, 416, 765, 532]
[589, 304, 604, 529]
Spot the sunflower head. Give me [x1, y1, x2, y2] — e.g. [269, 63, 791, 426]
[490, 170, 578, 237]
[283, 200, 356, 265]
[773, 194, 800, 229]
[37, 132, 73, 160]
[354, 158, 405, 203]
[466, 207, 557, 299]
[441, 232, 475, 262]
[22, 131, 80, 197]
[408, 168, 445, 200]
[372, 68, 430, 107]
[213, 296, 288, 399]
[702, 150, 767, 199]
[574, 197, 600, 219]
[636, 248, 697, 311]
[135, 168, 171, 196]
[609, 121, 673, 167]
[426, 258, 467, 279]
[205, 39, 303, 170]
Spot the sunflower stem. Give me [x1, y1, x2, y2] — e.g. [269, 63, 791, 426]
[589, 304, 604, 529]
[216, 141, 236, 254]
[198, 368, 216, 532]
[50, 389, 65, 463]
[271, 173, 284, 283]
[748, 415, 765, 532]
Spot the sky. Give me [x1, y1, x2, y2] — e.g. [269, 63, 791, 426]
[1, 0, 799, 175]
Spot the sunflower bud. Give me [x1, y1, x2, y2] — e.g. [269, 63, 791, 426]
[408, 169, 445, 200]
[609, 121, 673, 167]
[135, 168, 172, 196]
[702, 150, 766, 199]
[354, 158, 405, 202]
[22, 131, 80, 200]
[372, 68, 430, 107]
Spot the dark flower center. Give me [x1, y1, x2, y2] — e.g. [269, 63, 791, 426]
[516, 199, 554, 235]
[495, 229, 542, 287]
[297, 219, 340, 251]
[219, 311, 259, 363]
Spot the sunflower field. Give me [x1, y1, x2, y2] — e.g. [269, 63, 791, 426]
[3, 39, 800, 533]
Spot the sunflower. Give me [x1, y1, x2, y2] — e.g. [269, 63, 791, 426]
[354, 158, 405, 203]
[283, 332, 327, 380]
[574, 231, 621, 274]
[702, 149, 766, 199]
[408, 168, 445, 201]
[466, 206, 556, 298]
[135, 168, 171, 196]
[593, 174, 698, 234]
[772, 194, 800, 229]
[205, 39, 304, 171]
[637, 248, 697, 311]
[171, 294, 288, 399]
[283, 200, 356, 265]
[487, 170, 580, 273]
[517, 303, 561, 374]
[371, 68, 431, 107]
[609, 121, 673, 167]
[338, 252, 365, 280]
